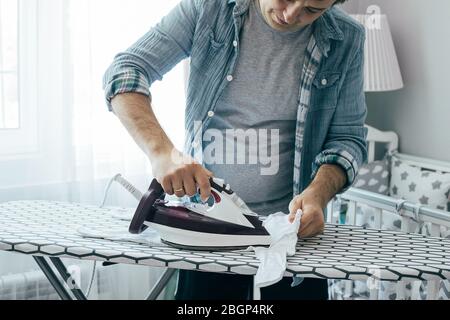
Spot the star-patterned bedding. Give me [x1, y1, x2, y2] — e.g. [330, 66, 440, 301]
[330, 152, 450, 300]
[390, 154, 450, 212]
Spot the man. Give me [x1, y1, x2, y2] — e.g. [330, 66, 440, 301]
[103, 0, 368, 300]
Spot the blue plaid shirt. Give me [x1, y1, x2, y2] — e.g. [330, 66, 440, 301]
[103, 0, 368, 196]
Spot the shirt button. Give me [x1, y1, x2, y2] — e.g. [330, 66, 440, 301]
[226, 75, 234, 82]
[321, 78, 328, 86]
[208, 111, 215, 118]
[233, 40, 238, 47]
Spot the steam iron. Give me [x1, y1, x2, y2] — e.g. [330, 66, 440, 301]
[129, 178, 271, 251]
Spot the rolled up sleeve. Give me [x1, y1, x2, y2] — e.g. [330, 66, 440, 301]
[102, 0, 199, 110]
[311, 28, 368, 193]
[103, 69, 152, 111]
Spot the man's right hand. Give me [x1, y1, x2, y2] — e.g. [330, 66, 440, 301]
[151, 148, 213, 202]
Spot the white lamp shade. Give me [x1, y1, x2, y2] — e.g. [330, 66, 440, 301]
[351, 14, 404, 92]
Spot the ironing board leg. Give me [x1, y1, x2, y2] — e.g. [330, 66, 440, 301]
[145, 268, 177, 300]
[49, 257, 88, 300]
[33, 256, 74, 300]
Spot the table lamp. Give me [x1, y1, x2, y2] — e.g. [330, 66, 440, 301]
[351, 14, 404, 92]
[351, 14, 404, 160]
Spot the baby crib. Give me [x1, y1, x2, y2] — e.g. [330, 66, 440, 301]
[327, 125, 450, 300]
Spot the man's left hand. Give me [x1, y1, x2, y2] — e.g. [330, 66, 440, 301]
[288, 188, 326, 239]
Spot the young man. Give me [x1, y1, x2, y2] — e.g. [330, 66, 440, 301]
[103, 0, 367, 300]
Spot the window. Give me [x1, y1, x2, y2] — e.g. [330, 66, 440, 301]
[0, 0, 19, 129]
[1, 0, 185, 190]
[0, 0, 38, 156]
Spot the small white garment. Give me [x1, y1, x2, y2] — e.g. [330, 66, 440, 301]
[251, 210, 303, 289]
[77, 226, 163, 246]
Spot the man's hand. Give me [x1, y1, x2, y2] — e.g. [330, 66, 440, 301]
[288, 164, 347, 238]
[288, 188, 326, 238]
[151, 148, 214, 202]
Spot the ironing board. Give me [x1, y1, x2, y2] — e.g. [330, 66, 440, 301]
[1, 201, 450, 300]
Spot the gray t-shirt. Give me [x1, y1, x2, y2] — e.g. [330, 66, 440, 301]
[204, 0, 312, 216]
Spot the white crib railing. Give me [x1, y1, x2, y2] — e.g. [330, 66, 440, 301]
[327, 187, 450, 300]
[328, 188, 450, 228]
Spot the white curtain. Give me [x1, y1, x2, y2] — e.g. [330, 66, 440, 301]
[0, 0, 184, 299]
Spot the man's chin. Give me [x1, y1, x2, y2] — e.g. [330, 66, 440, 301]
[271, 21, 304, 32]
[272, 13, 288, 26]
[268, 15, 303, 31]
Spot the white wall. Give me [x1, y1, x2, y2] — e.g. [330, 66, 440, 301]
[342, 0, 450, 162]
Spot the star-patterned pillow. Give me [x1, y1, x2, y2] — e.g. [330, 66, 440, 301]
[390, 155, 450, 211]
[353, 158, 390, 195]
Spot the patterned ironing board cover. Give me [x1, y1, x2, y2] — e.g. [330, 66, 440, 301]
[0, 201, 449, 282]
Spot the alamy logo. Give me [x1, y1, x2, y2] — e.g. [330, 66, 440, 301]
[365, 5, 382, 30]
[174, 121, 281, 176]
[66, 265, 82, 290]
[203, 128, 280, 176]
[366, 265, 382, 291]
